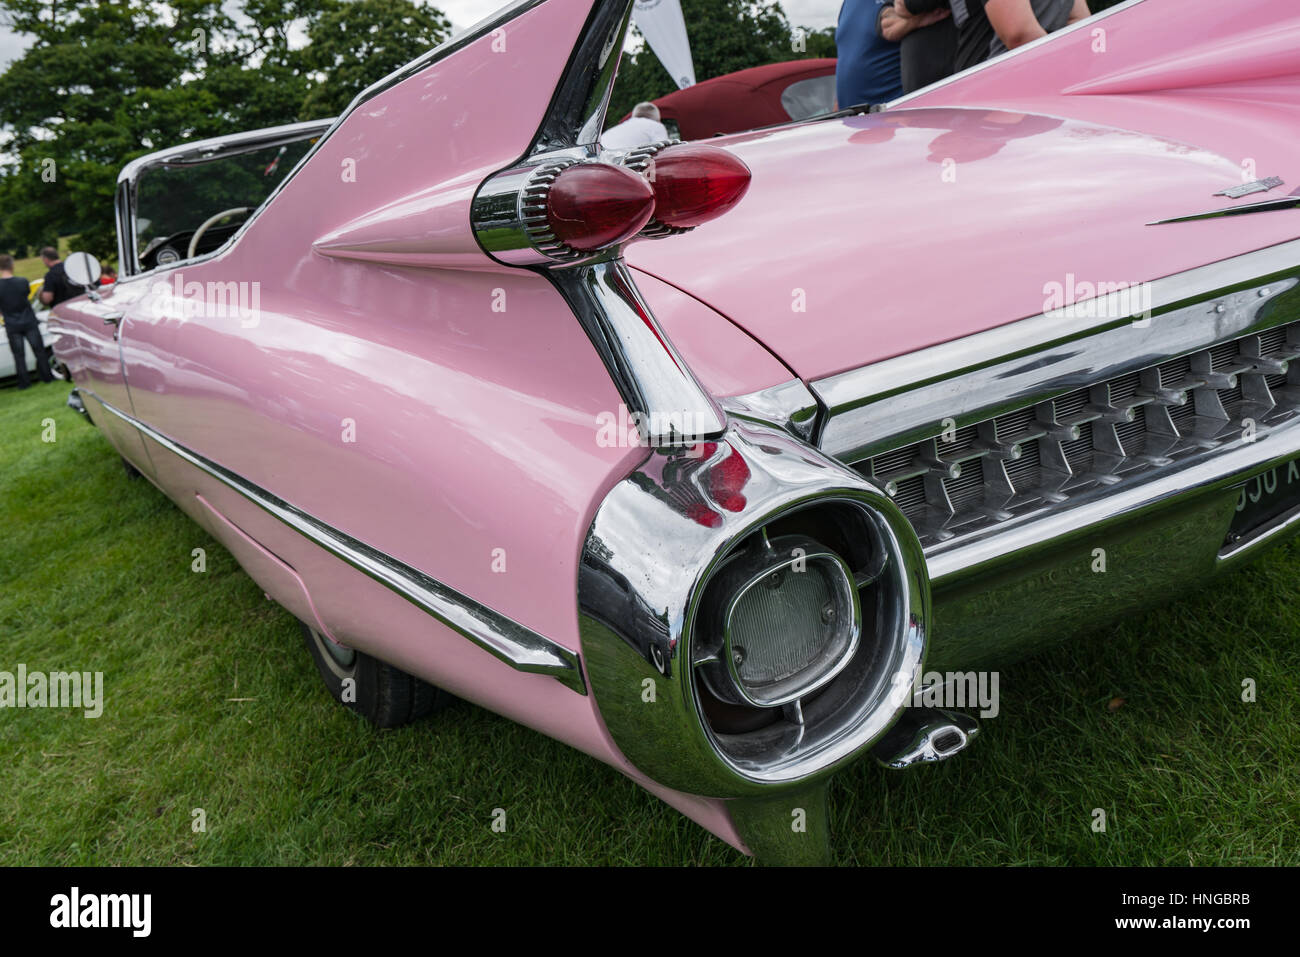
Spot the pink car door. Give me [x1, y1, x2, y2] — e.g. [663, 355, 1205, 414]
[50, 282, 155, 475]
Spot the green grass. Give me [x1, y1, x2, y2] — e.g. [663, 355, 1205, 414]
[1, 381, 1297, 865]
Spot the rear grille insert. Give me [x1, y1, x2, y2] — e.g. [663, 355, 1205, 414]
[854, 322, 1300, 547]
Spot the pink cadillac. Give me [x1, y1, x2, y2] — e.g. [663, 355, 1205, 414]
[49, 0, 1300, 864]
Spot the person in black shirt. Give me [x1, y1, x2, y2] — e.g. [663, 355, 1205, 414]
[1, 254, 55, 389]
[38, 246, 74, 308]
[942, 0, 1089, 74]
[893, 1, 958, 94]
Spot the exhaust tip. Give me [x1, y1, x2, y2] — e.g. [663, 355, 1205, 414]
[871, 708, 979, 770]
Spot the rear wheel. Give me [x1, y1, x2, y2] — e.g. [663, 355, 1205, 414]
[299, 621, 450, 728]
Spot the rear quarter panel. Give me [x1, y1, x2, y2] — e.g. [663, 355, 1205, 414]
[88, 0, 749, 848]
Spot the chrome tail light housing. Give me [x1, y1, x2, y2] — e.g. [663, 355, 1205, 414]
[578, 420, 929, 797]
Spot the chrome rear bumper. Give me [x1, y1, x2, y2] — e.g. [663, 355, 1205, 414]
[926, 411, 1300, 671]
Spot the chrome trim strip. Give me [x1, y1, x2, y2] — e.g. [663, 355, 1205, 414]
[549, 259, 726, 445]
[720, 379, 820, 442]
[814, 239, 1300, 462]
[884, 0, 1149, 110]
[1149, 194, 1300, 226]
[95, 396, 585, 693]
[927, 410, 1300, 583]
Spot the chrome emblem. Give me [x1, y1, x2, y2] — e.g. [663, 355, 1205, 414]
[1216, 176, 1284, 198]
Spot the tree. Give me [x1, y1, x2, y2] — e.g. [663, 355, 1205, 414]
[296, 0, 450, 118]
[609, 0, 823, 120]
[0, 0, 449, 262]
[799, 26, 836, 59]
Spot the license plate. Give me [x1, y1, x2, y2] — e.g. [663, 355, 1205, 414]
[1227, 458, 1300, 545]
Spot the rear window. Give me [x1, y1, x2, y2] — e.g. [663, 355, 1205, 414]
[780, 75, 837, 120]
[134, 138, 317, 270]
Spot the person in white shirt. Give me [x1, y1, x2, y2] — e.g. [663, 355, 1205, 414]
[601, 102, 670, 150]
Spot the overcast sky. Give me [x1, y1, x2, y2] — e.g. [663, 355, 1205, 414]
[0, 1, 844, 72]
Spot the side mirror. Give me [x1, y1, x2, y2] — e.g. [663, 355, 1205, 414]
[65, 251, 102, 288]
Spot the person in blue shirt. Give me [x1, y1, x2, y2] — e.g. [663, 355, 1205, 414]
[835, 1, 951, 109]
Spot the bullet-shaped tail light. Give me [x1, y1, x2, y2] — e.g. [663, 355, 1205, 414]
[645, 145, 752, 230]
[544, 163, 656, 252]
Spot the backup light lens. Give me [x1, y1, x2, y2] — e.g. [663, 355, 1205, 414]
[546, 163, 656, 251]
[701, 535, 861, 708]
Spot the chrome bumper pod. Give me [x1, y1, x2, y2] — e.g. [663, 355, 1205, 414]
[578, 420, 936, 801]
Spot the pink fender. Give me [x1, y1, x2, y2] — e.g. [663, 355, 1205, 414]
[51, 0, 761, 851]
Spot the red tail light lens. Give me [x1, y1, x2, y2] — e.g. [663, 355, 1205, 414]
[705, 442, 750, 513]
[648, 145, 752, 229]
[546, 163, 656, 251]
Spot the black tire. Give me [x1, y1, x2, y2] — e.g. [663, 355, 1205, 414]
[299, 621, 450, 728]
[121, 456, 142, 479]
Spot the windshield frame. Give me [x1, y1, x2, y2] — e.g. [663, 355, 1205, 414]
[114, 119, 336, 279]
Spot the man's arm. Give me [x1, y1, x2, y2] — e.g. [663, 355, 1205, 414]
[985, 0, 1048, 50]
[39, 286, 52, 305]
[882, 1, 950, 42]
[879, 3, 908, 43]
[1068, 0, 1091, 24]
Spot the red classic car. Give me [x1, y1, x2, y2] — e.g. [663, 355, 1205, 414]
[635, 58, 837, 141]
[49, 0, 1300, 864]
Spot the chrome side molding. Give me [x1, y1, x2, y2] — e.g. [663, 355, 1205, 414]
[94, 395, 586, 694]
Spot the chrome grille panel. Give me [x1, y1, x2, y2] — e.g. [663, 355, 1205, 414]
[853, 323, 1300, 547]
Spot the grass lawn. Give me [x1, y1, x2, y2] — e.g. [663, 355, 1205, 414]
[1, 380, 1297, 866]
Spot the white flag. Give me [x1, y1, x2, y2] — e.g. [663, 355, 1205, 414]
[633, 0, 696, 89]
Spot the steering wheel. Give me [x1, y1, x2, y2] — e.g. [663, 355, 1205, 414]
[187, 206, 253, 260]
